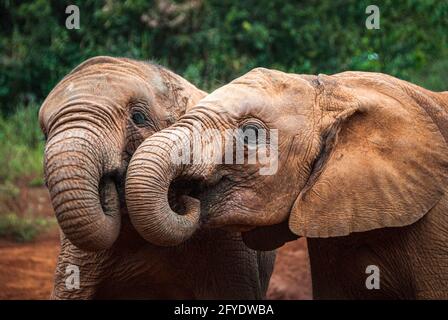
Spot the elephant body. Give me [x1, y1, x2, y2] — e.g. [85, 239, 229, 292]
[308, 194, 448, 299]
[126, 68, 448, 299]
[41, 57, 275, 299]
[53, 216, 274, 299]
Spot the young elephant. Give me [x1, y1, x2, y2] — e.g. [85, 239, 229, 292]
[126, 68, 448, 299]
[40, 57, 275, 299]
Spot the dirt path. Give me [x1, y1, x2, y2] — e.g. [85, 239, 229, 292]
[0, 233, 59, 299]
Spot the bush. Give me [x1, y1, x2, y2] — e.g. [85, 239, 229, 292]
[0, 104, 44, 184]
[1, 0, 447, 113]
[0, 213, 56, 242]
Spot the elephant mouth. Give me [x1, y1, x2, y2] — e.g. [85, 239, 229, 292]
[168, 178, 206, 216]
[167, 175, 243, 229]
[99, 172, 126, 217]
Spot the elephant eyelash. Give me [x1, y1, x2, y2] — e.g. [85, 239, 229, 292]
[129, 107, 157, 129]
[237, 118, 271, 147]
[237, 117, 266, 128]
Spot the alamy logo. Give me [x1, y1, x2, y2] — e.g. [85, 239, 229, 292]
[365, 5, 380, 30]
[65, 264, 80, 290]
[169, 123, 278, 175]
[66, 5, 80, 30]
[365, 265, 380, 290]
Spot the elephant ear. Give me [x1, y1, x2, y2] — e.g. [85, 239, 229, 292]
[289, 74, 448, 238]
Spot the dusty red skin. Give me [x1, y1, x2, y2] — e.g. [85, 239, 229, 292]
[40, 57, 275, 299]
[127, 68, 448, 299]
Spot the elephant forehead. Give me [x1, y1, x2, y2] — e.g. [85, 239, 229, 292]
[198, 84, 275, 117]
[42, 63, 159, 113]
[148, 70, 169, 94]
[196, 81, 316, 129]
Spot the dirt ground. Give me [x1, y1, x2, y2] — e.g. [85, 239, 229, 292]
[267, 238, 312, 300]
[0, 187, 312, 300]
[0, 233, 60, 299]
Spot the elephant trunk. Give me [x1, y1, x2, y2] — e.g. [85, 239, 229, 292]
[45, 129, 121, 251]
[125, 130, 200, 246]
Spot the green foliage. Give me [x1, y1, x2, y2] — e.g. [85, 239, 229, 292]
[28, 176, 45, 187]
[0, 104, 44, 183]
[0, 0, 447, 184]
[0, 181, 20, 199]
[1, 0, 447, 114]
[0, 212, 56, 242]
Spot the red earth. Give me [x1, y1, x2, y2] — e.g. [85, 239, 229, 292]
[0, 187, 312, 299]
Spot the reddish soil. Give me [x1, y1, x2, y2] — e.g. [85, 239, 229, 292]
[267, 238, 312, 300]
[0, 233, 59, 299]
[0, 186, 312, 299]
[0, 185, 59, 299]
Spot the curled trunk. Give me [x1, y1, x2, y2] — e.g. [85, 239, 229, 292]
[45, 130, 120, 250]
[126, 131, 200, 246]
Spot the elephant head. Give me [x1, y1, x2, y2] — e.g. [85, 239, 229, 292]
[125, 68, 448, 249]
[40, 56, 205, 251]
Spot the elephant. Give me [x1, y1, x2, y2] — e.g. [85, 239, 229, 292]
[39, 57, 275, 299]
[126, 68, 448, 299]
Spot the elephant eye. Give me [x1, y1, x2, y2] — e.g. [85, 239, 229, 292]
[240, 123, 266, 146]
[131, 112, 148, 126]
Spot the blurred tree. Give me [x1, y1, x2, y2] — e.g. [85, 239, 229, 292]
[1, 0, 447, 114]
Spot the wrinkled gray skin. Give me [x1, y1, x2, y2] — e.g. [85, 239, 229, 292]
[40, 57, 275, 299]
[126, 68, 448, 299]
